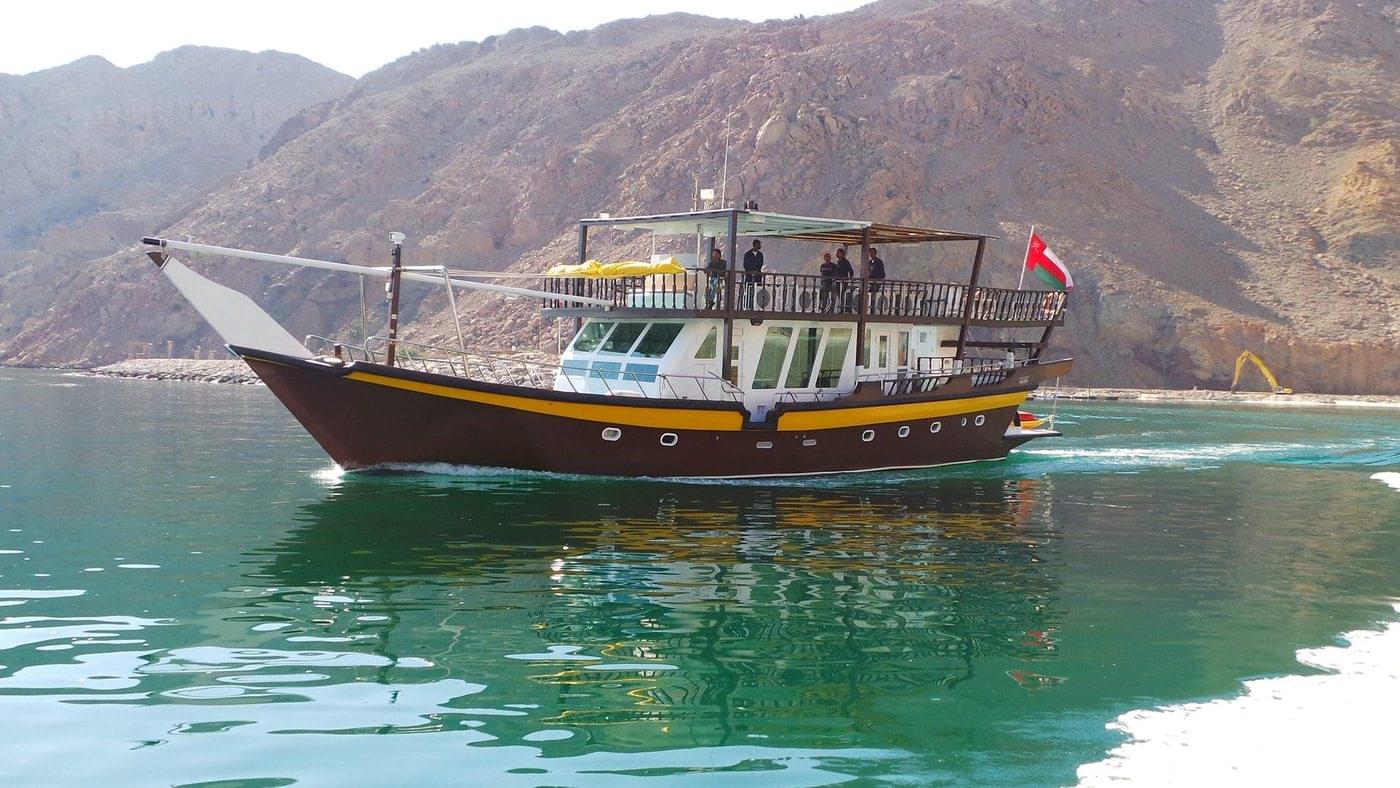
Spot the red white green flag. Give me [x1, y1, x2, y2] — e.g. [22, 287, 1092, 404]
[1023, 229, 1073, 291]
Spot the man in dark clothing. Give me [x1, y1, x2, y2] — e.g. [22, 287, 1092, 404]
[741, 239, 764, 309]
[865, 246, 886, 295]
[818, 252, 837, 312]
[705, 247, 727, 309]
[833, 248, 855, 311]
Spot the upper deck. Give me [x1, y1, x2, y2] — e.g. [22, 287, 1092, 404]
[541, 207, 1067, 329]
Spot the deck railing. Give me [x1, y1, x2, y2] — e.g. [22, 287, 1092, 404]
[542, 271, 1065, 325]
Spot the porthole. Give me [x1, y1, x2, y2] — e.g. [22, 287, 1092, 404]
[601, 427, 622, 442]
[660, 432, 678, 447]
[756, 441, 774, 450]
[960, 417, 968, 427]
[974, 414, 986, 427]
[898, 425, 911, 438]
[861, 429, 875, 442]
[929, 421, 942, 434]
[801, 438, 817, 447]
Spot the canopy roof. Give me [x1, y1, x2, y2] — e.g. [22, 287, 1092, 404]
[579, 209, 992, 245]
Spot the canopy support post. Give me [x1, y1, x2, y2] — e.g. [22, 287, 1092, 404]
[358, 275, 368, 348]
[385, 232, 405, 367]
[954, 237, 986, 362]
[855, 226, 871, 372]
[721, 210, 738, 384]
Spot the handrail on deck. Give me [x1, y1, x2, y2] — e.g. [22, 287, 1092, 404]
[542, 269, 1066, 324]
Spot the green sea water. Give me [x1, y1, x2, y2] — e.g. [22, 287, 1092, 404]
[0, 367, 1396, 786]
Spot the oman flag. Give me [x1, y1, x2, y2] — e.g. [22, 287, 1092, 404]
[1024, 230, 1073, 291]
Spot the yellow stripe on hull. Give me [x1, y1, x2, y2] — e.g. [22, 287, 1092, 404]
[345, 371, 746, 431]
[776, 391, 1028, 431]
[346, 369, 1026, 434]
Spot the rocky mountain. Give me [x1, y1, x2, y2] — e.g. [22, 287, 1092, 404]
[1, 1, 1396, 393]
[0, 47, 351, 337]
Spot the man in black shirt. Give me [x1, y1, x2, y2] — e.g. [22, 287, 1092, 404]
[866, 246, 886, 294]
[741, 239, 764, 309]
[818, 252, 837, 312]
[705, 247, 727, 309]
[833, 248, 855, 312]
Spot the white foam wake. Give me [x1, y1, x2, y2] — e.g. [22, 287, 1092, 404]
[1077, 603, 1400, 785]
[1372, 472, 1400, 492]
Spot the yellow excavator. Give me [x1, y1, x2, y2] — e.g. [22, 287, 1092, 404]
[1230, 351, 1293, 395]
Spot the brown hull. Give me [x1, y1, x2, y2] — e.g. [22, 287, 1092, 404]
[239, 348, 1071, 478]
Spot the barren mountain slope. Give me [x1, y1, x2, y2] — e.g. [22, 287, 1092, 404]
[0, 47, 351, 334]
[2, 1, 1395, 392]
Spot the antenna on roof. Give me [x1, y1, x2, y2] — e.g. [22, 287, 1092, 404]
[719, 116, 731, 207]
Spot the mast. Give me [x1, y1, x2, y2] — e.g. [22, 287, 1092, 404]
[385, 231, 405, 367]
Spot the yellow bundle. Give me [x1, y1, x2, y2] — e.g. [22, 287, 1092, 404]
[545, 258, 686, 278]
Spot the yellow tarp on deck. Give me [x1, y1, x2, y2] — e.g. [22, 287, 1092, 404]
[545, 258, 686, 278]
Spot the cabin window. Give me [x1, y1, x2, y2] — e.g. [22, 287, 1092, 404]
[600, 322, 646, 354]
[623, 363, 659, 383]
[862, 329, 872, 367]
[878, 334, 889, 368]
[633, 323, 683, 358]
[562, 359, 589, 378]
[572, 321, 614, 353]
[590, 361, 622, 381]
[694, 326, 718, 359]
[898, 331, 910, 367]
[752, 326, 793, 389]
[784, 327, 823, 389]
[815, 328, 851, 387]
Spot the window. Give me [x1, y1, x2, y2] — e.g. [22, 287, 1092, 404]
[784, 327, 823, 388]
[633, 323, 682, 358]
[974, 414, 986, 426]
[930, 421, 942, 434]
[562, 359, 589, 377]
[623, 363, 659, 383]
[878, 334, 889, 368]
[601, 427, 621, 441]
[660, 433, 678, 447]
[751, 327, 793, 389]
[756, 441, 774, 449]
[600, 322, 646, 354]
[898, 425, 911, 438]
[898, 331, 910, 367]
[694, 326, 718, 360]
[862, 329, 872, 367]
[589, 361, 622, 380]
[572, 321, 614, 353]
[816, 328, 851, 387]
[861, 429, 875, 442]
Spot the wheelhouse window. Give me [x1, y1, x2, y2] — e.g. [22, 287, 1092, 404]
[784, 327, 823, 389]
[694, 326, 718, 360]
[600, 322, 646, 354]
[633, 323, 683, 358]
[752, 326, 793, 389]
[816, 328, 851, 387]
[589, 361, 622, 380]
[623, 363, 659, 383]
[572, 321, 614, 353]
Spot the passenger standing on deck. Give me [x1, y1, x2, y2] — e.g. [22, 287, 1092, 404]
[865, 246, 886, 295]
[742, 239, 765, 309]
[818, 252, 837, 312]
[705, 247, 727, 309]
[833, 247, 855, 312]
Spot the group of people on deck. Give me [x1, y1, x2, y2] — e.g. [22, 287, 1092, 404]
[704, 240, 886, 311]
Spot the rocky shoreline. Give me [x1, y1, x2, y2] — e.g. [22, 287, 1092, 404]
[86, 358, 262, 385]
[1028, 386, 1400, 409]
[72, 358, 1400, 409]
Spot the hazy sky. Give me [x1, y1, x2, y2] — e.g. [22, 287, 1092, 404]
[6, 0, 869, 77]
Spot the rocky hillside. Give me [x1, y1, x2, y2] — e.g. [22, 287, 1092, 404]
[0, 47, 351, 337]
[2, 1, 1396, 393]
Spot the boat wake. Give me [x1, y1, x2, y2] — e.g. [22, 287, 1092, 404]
[1372, 472, 1400, 492]
[1077, 602, 1400, 785]
[1017, 437, 1398, 473]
